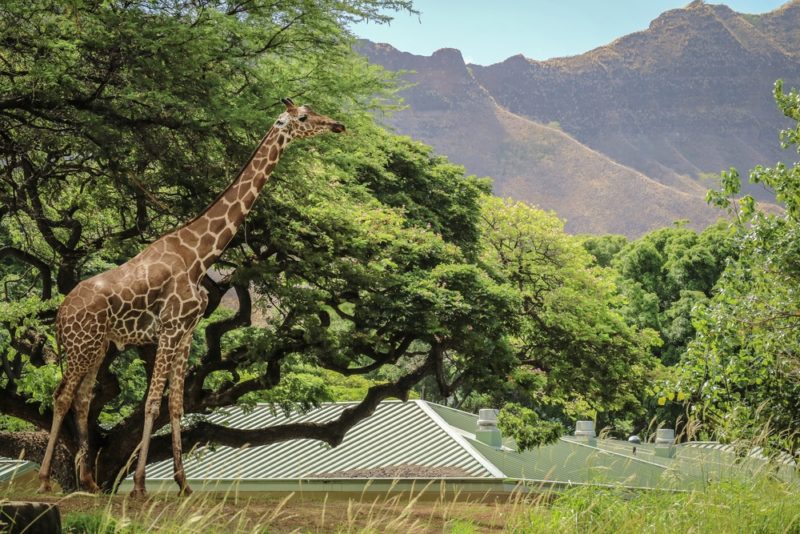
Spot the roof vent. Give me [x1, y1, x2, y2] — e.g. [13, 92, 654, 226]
[476, 409, 502, 448]
[655, 428, 675, 445]
[574, 420, 597, 443]
[655, 428, 676, 458]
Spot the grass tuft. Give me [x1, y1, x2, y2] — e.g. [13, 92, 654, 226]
[11, 471, 797, 533]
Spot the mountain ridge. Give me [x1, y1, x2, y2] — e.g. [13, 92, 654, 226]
[470, 1, 800, 196]
[358, 1, 800, 235]
[359, 40, 721, 236]
[482, 0, 799, 67]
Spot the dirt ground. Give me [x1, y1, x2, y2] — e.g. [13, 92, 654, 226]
[12, 489, 532, 533]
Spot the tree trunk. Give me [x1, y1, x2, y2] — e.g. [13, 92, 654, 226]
[94, 428, 148, 492]
[0, 356, 434, 493]
[0, 432, 76, 492]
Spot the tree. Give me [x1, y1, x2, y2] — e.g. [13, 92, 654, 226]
[675, 81, 800, 453]
[0, 1, 520, 492]
[469, 198, 658, 445]
[580, 234, 627, 268]
[601, 223, 737, 365]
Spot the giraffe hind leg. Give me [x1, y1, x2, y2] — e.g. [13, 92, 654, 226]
[37, 366, 86, 493]
[169, 331, 194, 496]
[72, 361, 103, 493]
[38, 340, 105, 493]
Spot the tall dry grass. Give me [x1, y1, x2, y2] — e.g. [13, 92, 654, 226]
[36, 472, 798, 534]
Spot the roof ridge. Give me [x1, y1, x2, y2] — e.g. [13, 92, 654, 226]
[415, 400, 505, 478]
[559, 437, 670, 470]
[421, 400, 481, 418]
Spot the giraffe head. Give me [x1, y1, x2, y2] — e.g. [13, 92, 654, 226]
[274, 98, 346, 140]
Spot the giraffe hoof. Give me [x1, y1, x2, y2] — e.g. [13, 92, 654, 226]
[129, 487, 148, 499]
[36, 482, 52, 494]
[84, 482, 101, 494]
[178, 485, 193, 497]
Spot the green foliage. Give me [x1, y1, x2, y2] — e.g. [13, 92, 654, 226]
[476, 197, 658, 439]
[580, 234, 627, 268]
[603, 222, 736, 365]
[243, 366, 334, 414]
[98, 352, 148, 426]
[15, 363, 61, 411]
[447, 519, 479, 534]
[675, 81, 800, 453]
[63, 512, 130, 534]
[512, 477, 800, 534]
[497, 402, 563, 451]
[0, 415, 34, 431]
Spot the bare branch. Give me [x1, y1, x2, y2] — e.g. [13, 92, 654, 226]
[203, 283, 252, 363]
[147, 355, 435, 460]
[0, 246, 52, 299]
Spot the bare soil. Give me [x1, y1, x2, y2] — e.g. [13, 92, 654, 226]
[11, 490, 528, 533]
[308, 464, 472, 479]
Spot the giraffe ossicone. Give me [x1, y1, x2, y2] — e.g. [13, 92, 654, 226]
[37, 99, 345, 496]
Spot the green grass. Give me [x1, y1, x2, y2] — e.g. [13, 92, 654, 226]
[39, 473, 800, 533]
[510, 477, 800, 533]
[63, 512, 132, 534]
[445, 519, 479, 534]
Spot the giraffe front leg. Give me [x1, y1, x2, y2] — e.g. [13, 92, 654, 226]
[169, 332, 194, 496]
[131, 333, 178, 498]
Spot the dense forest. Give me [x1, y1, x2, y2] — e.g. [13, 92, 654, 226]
[0, 0, 798, 492]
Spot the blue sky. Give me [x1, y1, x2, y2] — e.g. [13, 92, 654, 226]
[351, 1, 789, 65]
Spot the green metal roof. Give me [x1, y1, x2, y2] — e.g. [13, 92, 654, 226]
[3, 400, 792, 494]
[0, 458, 36, 483]
[106, 400, 800, 493]
[129, 400, 500, 486]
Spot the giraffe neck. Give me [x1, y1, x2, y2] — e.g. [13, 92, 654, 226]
[178, 127, 289, 279]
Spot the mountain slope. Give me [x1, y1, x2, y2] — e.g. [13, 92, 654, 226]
[359, 42, 721, 236]
[470, 1, 800, 199]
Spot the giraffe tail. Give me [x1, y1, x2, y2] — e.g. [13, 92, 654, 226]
[50, 314, 65, 370]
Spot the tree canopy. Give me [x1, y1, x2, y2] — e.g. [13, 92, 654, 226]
[5, 0, 796, 494]
[582, 223, 737, 366]
[0, 0, 522, 490]
[449, 197, 658, 444]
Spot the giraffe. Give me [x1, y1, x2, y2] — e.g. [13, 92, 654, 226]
[37, 98, 345, 496]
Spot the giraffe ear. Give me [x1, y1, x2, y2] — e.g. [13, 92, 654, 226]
[281, 98, 296, 110]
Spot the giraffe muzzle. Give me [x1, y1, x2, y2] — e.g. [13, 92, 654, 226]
[330, 122, 346, 133]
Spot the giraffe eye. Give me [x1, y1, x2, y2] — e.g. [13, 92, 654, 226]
[298, 115, 308, 122]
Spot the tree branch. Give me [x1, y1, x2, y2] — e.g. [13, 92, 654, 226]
[317, 335, 414, 376]
[0, 246, 52, 299]
[87, 186, 149, 250]
[147, 355, 435, 461]
[0, 431, 76, 491]
[196, 357, 282, 409]
[203, 283, 251, 363]
[0, 392, 52, 432]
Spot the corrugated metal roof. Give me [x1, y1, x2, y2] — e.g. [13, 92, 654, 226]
[0, 458, 36, 482]
[117, 400, 798, 492]
[470, 437, 670, 488]
[426, 403, 477, 434]
[682, 441, 797, 466]
[141, 400, 495, 481]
